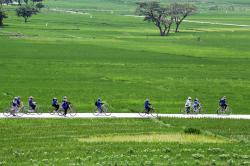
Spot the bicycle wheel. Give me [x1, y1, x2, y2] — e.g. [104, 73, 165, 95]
[180, 107, 187, 114]
[150, 109, 158, 118]
[49, 107, 57, 115]
[139, 110, 147, 117]
[225, 106, 232, 115]
[16, 107, 24, 117]
[103, 106, 111, 116]
[93, 108, 100, 116]
[35, 106, 42, 115]
[69, 107, 77, 117]
[57, 108, 65, 116]
[3, 108, 12, 117]
[217, 107, 227, 115]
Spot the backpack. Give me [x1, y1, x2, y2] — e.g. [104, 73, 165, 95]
[95, 101, 98, 106]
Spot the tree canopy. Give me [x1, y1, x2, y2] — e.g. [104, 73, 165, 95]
[16, 4, 38, 22]
[136, 1, 197, 36]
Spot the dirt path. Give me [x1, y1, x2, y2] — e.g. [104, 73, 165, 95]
[1, 113, 250, 119]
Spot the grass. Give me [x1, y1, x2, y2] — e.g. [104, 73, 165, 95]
[0, 1, 250, 165]
[0, 7, 250, 113]
[0, 118, 249, 165]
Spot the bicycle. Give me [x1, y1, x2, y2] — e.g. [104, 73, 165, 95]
[180, 106, 192, 114]
[3, 106, 24, 117]
[49, 105, 60, 115]
[139, 107, 158, 118]
[216, 106, 232, 115]
[58, 105, 77, 117]
[22, 104, 41, 115]
[93, 104, 111, 116]
[192, 104, 204, 114]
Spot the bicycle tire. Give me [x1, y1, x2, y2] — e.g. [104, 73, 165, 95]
[3, 108, 12, 117]
[150, 109, 158, 118]
[139, 110, 147, 117]
[69, 107, 77, 117]
[103, 106, 111, 116]
[93, 108, 101, 116]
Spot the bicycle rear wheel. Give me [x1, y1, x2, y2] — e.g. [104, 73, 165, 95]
[180, 107, 188, 114]
[57, 108, 65, 116]
[139, 110, 147, 117]
[3, 108, 12, 117]
[93, 108, 100, 116]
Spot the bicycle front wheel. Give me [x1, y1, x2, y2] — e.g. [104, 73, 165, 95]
[69, 107, 77, 117]
[103, 106, 111, 116]
[3, 108, 12, 117]
[150, 109, 158, 118]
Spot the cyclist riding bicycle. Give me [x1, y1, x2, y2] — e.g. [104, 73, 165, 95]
[11, 97, 19, 116]
[51, 97, 60, 112]
[29, 96, 37, 111]
[193, 98, 200, 113]
[219, 96, 227, 110]
[61, 96, 71, 116]
[185, 97, 192, 113]
[144, 98, 152, 114]
[95, 98, 104, 113]
[16, 96, 21, 108]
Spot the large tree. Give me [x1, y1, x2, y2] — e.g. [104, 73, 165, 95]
[16, 4, 38, 22]
[136, 1, 173, 36]
[170, 3, 197, 33]
[0, 7, 7, 26]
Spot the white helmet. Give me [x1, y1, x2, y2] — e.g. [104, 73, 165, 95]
[29, 96, 33, 99]
[188, 97, 192, 100]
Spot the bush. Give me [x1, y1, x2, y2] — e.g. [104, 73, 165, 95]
[184, 127, 201, 134]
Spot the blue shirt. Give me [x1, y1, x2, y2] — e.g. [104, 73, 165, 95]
[12, 99, 18, 107]
[62, 101, 70, 110]
[144, 101, 151, 109]
[52, 99, 58, 105]
[29, 99, 34, 106]
[96, 100, 103, 109]
[219, 99, 226, 105]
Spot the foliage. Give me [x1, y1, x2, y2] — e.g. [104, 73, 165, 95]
[16, 4, 38, 22]
[35, 2, 44, 10]
[136, 1, 173, 36]
[170, 3, 197, 32]
[184, 127, 201, 134]
[0, 7, 7, 26]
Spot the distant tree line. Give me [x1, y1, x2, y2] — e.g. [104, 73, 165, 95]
[0, 0, 44, 26]
[136, 1, 197, 36]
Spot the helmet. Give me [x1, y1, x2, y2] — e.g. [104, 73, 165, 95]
[63, 96, 67, 99]
[188, 97, 192, 100]
[195, 98, 198, 101]
[14, 97, 18, 100]
[97, 98, 101, 101]
[53, 97, 57, 100]
[29, 96, 33, 99]
[146, 98, 149, 101]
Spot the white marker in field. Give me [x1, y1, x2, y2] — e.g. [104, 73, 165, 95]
[46, 23, 48, 27]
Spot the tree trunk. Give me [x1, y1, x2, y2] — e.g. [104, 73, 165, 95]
[18, 0, 21, 5]
[175, 23, 180, 33]
[24, 17, 27, 22]
[0, 18, 3, 26]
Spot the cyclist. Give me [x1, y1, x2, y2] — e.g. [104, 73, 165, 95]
[144, 98, 152, 114]
[193, 98, 200, 113]
[51, 97, 60, 112]
[10, 97, 19, 116]
[16, 96, 21, 108]
[95, 98, 104, 113]
[219, 96, 227, 111]
[185, 97, 192, 114]
[61, 96, 71, 116]
[29, 96, 37, 111]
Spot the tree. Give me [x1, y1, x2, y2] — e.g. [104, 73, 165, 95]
[0, 7, 7, 26]
[136, 1, 173, 36]
[170, 3, 197, 33]
[16, 5, 38, 22]
[35, 2, 44, 10]
[32, 0, 42, 2]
